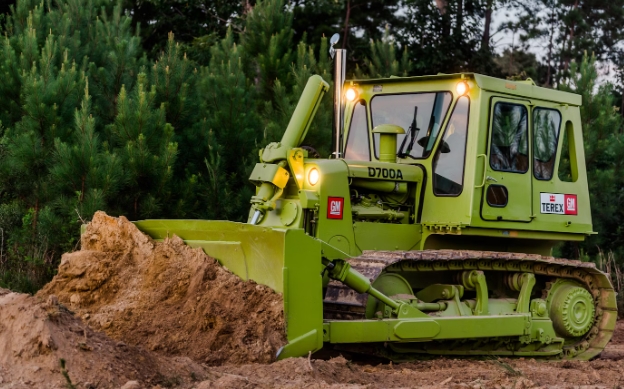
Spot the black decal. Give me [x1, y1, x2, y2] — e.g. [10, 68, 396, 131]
[397, 170, 403, 180]
[382, 168, 389, 178]
[389, 169, 396, 178]
[368, 167, 375, 177]
[376, 167, 381, 177]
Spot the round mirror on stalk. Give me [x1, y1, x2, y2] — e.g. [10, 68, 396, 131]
[329, 33, 340, 58]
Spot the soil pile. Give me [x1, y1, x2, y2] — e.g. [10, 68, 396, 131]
[0, 288, 204, 389]
[40, 212, 285, 365]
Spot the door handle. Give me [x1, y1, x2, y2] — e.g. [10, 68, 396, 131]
[486, 176, 498, 183]
[475, 154, 487, 188]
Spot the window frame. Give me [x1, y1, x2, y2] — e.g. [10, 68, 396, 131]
[432, 96, 471, 197]
[485, 184, 509, 207]
[532, 107, 562, 181]
[344, 99, 372, 161]
[488, 100, 530, 174]
[369, 90, 453, 160]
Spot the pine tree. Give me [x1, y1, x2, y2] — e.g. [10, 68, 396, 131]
[86, 1, 146, 132]
[354, 27, 412, 78]
[262, 36, 334, 156]
[51, 81, 123, 221]
[558, 54, 624, 258]
[194, 29, 262, 220]
[106, 74, 178, 219]
[241, 0, 294, 103]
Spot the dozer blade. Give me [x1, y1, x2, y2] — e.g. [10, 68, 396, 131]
[134, 219, 325, 359]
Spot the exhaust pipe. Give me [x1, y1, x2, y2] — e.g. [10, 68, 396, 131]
[330, 34, 346, 159]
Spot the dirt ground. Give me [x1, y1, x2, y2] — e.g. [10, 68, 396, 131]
[2, 212, 624, 388]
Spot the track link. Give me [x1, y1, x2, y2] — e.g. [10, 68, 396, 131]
[323, 249, 617, 360]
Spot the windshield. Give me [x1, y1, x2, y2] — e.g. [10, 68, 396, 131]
[371, 92, 452, 159]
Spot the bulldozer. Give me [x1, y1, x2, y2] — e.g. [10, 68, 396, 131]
[134, 36, 617, 361]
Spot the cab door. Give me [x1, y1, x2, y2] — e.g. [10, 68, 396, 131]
[480, 97, 532, 222]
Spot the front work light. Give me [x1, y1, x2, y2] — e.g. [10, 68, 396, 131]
[308, 168, 320, 186]
[345, 88, 358, 102]
[456, 81, 469, 96]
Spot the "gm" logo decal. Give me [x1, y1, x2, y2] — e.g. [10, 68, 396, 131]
[368, 167, 403, 180]
[327, 197, 344, 219]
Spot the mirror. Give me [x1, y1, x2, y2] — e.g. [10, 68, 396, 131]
[329, 33, 340, 59]
[417, 136, 451, 153]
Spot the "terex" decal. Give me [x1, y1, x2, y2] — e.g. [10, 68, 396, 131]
[540, 193, 578, 215]
[367, 167, 403, 180]
[327, 197, 344, 219]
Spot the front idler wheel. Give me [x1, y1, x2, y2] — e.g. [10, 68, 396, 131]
[548, 281, 595, 338]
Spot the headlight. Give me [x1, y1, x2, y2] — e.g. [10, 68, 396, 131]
[456, 81, 469, 96]
[345, 88, 358, 101]
[308, 168, 319, 186]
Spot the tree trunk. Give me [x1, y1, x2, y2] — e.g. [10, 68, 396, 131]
[545, 7, 556, 86]
[32, 198, 39, 236]
[342, 0, 351, 49]
[562, 0, 579, 73]
[481, 0, 493, 51]
[80, 175, 85, 203]
[435, 0, 448, 14]
[455, 0, 464, 38]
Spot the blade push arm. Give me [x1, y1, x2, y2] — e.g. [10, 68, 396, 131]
[248, 75, 329, 224]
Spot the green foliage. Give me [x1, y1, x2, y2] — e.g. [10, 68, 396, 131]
[558, 53, 624, 259]
[242, 0, 294, 102]
[1, 0, 620, 296]
[107, 75, 178, 219]
[400, 0, 500, 75]
[354, 27, 412, 79]
[51, 83, 123, 221]
[195, 28, 261, 220]
[121, 0, 244, 58]
[262, 36, 333, 156]
[290, 0, 405, 70]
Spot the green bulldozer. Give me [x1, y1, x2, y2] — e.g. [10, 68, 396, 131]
[134, 36, 617, 361]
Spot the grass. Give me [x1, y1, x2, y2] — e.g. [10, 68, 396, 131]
[596, 250, 624, 315]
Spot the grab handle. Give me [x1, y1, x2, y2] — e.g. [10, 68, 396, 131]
[475, 154, 487, 188]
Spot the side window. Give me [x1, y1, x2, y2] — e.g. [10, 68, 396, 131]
[490, 102, 529, 173]
[344, 100, 370, 161]
[558, 121, 578, 182]
[433, 96, 470, 196]
[533, 108, 561, 180]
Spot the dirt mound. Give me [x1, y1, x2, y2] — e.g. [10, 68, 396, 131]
[0, 288, 204, 389]
[40, 211, 285, 365]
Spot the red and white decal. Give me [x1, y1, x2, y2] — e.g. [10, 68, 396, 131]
[540, 193, 578, 215]
[327, 197, 344, 219]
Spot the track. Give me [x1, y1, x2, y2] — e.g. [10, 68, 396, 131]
[323, 249, 617, 360]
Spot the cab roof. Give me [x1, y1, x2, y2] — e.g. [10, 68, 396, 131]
[348, 72, 582, 106]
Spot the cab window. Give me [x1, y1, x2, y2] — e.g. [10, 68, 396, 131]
[533, 108, 561, 180]
[344, 100, 370, 160]
[433, 96, 470, 196]
[370, 92, 452, 159]
[490, 102, 529, 173]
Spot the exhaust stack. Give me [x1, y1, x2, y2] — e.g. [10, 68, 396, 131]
[330, 34, 346, 158]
